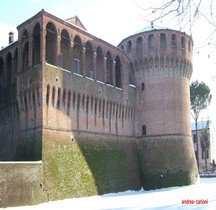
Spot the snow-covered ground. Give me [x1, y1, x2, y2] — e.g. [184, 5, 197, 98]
[3, 177, 216, 210]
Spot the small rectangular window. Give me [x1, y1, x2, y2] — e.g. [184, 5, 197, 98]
[141, 82, 145, 91]
[127, 40, 132, 53]
[74, 59, 80, 74]
[59, 53, 63, 68]
[160, 33, 166, 47]
[142, 125, 146, 135]
[136, 37, 142, 54]
[172, 34, 177, 48]
[181, 37, 185, 50]
[148, 34, 154, 49]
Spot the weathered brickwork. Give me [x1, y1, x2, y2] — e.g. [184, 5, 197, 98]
[0, 162, 45, 208]
[0, 10, 198, 207]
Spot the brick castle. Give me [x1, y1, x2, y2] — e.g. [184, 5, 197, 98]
[0, 10, 198, 207]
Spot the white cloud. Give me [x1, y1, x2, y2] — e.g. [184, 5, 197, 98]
[0, 22, 18, 49]
[54, 4, 69, 14]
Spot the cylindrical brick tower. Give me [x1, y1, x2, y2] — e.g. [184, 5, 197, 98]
[119, 25, 198, 189]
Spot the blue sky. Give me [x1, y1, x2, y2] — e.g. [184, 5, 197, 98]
[0, 0, 145, 47]
[0, 0, 89, 26]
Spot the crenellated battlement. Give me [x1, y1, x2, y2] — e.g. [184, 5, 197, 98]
[43, 63, 137, 136]
[119, 28, 193, 80]
[134, 55, 192, 79]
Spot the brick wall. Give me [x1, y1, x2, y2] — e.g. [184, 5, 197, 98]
[137, 134, 198, 189]
[43, 63, 137, 136]
[0, 161, 46, 208]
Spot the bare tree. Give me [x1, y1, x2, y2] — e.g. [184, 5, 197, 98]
[135, 0, 215, 27]
[134, 0, 216, 47]
[134, 0, 216, 78]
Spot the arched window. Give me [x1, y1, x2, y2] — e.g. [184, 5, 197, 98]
[115, 56, 122, 88]
[32, 23, 41, 67]
[85, 41, 94, 78]
[106, 52, 112, 85]
[46, 22, 57, 65]
[14, 48, 18, 83]
[181, 36, 185, 50]
[22, 42, 29, 72]
[21, 30, 29, 71]
[148, 34, 154, 49]
[22, 30, 28, 40]
[160, 33, 166, 47]
[73, 35, 82, 74]
[6, 52, 12, 86]
[60, 29, 70, 69]
[96, 47, 104, 82]
[136, 37, 142, 54]
[172, 34, 177, 48]
[127, 40, 132, 53]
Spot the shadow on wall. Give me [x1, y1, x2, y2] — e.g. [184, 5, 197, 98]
[42, 130, 141, 201]
[15, 129, 42, 161]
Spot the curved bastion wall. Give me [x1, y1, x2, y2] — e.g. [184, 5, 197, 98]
[119, 27, 198, 189]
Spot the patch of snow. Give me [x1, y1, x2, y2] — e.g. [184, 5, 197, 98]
[3, 178, 216, 210]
